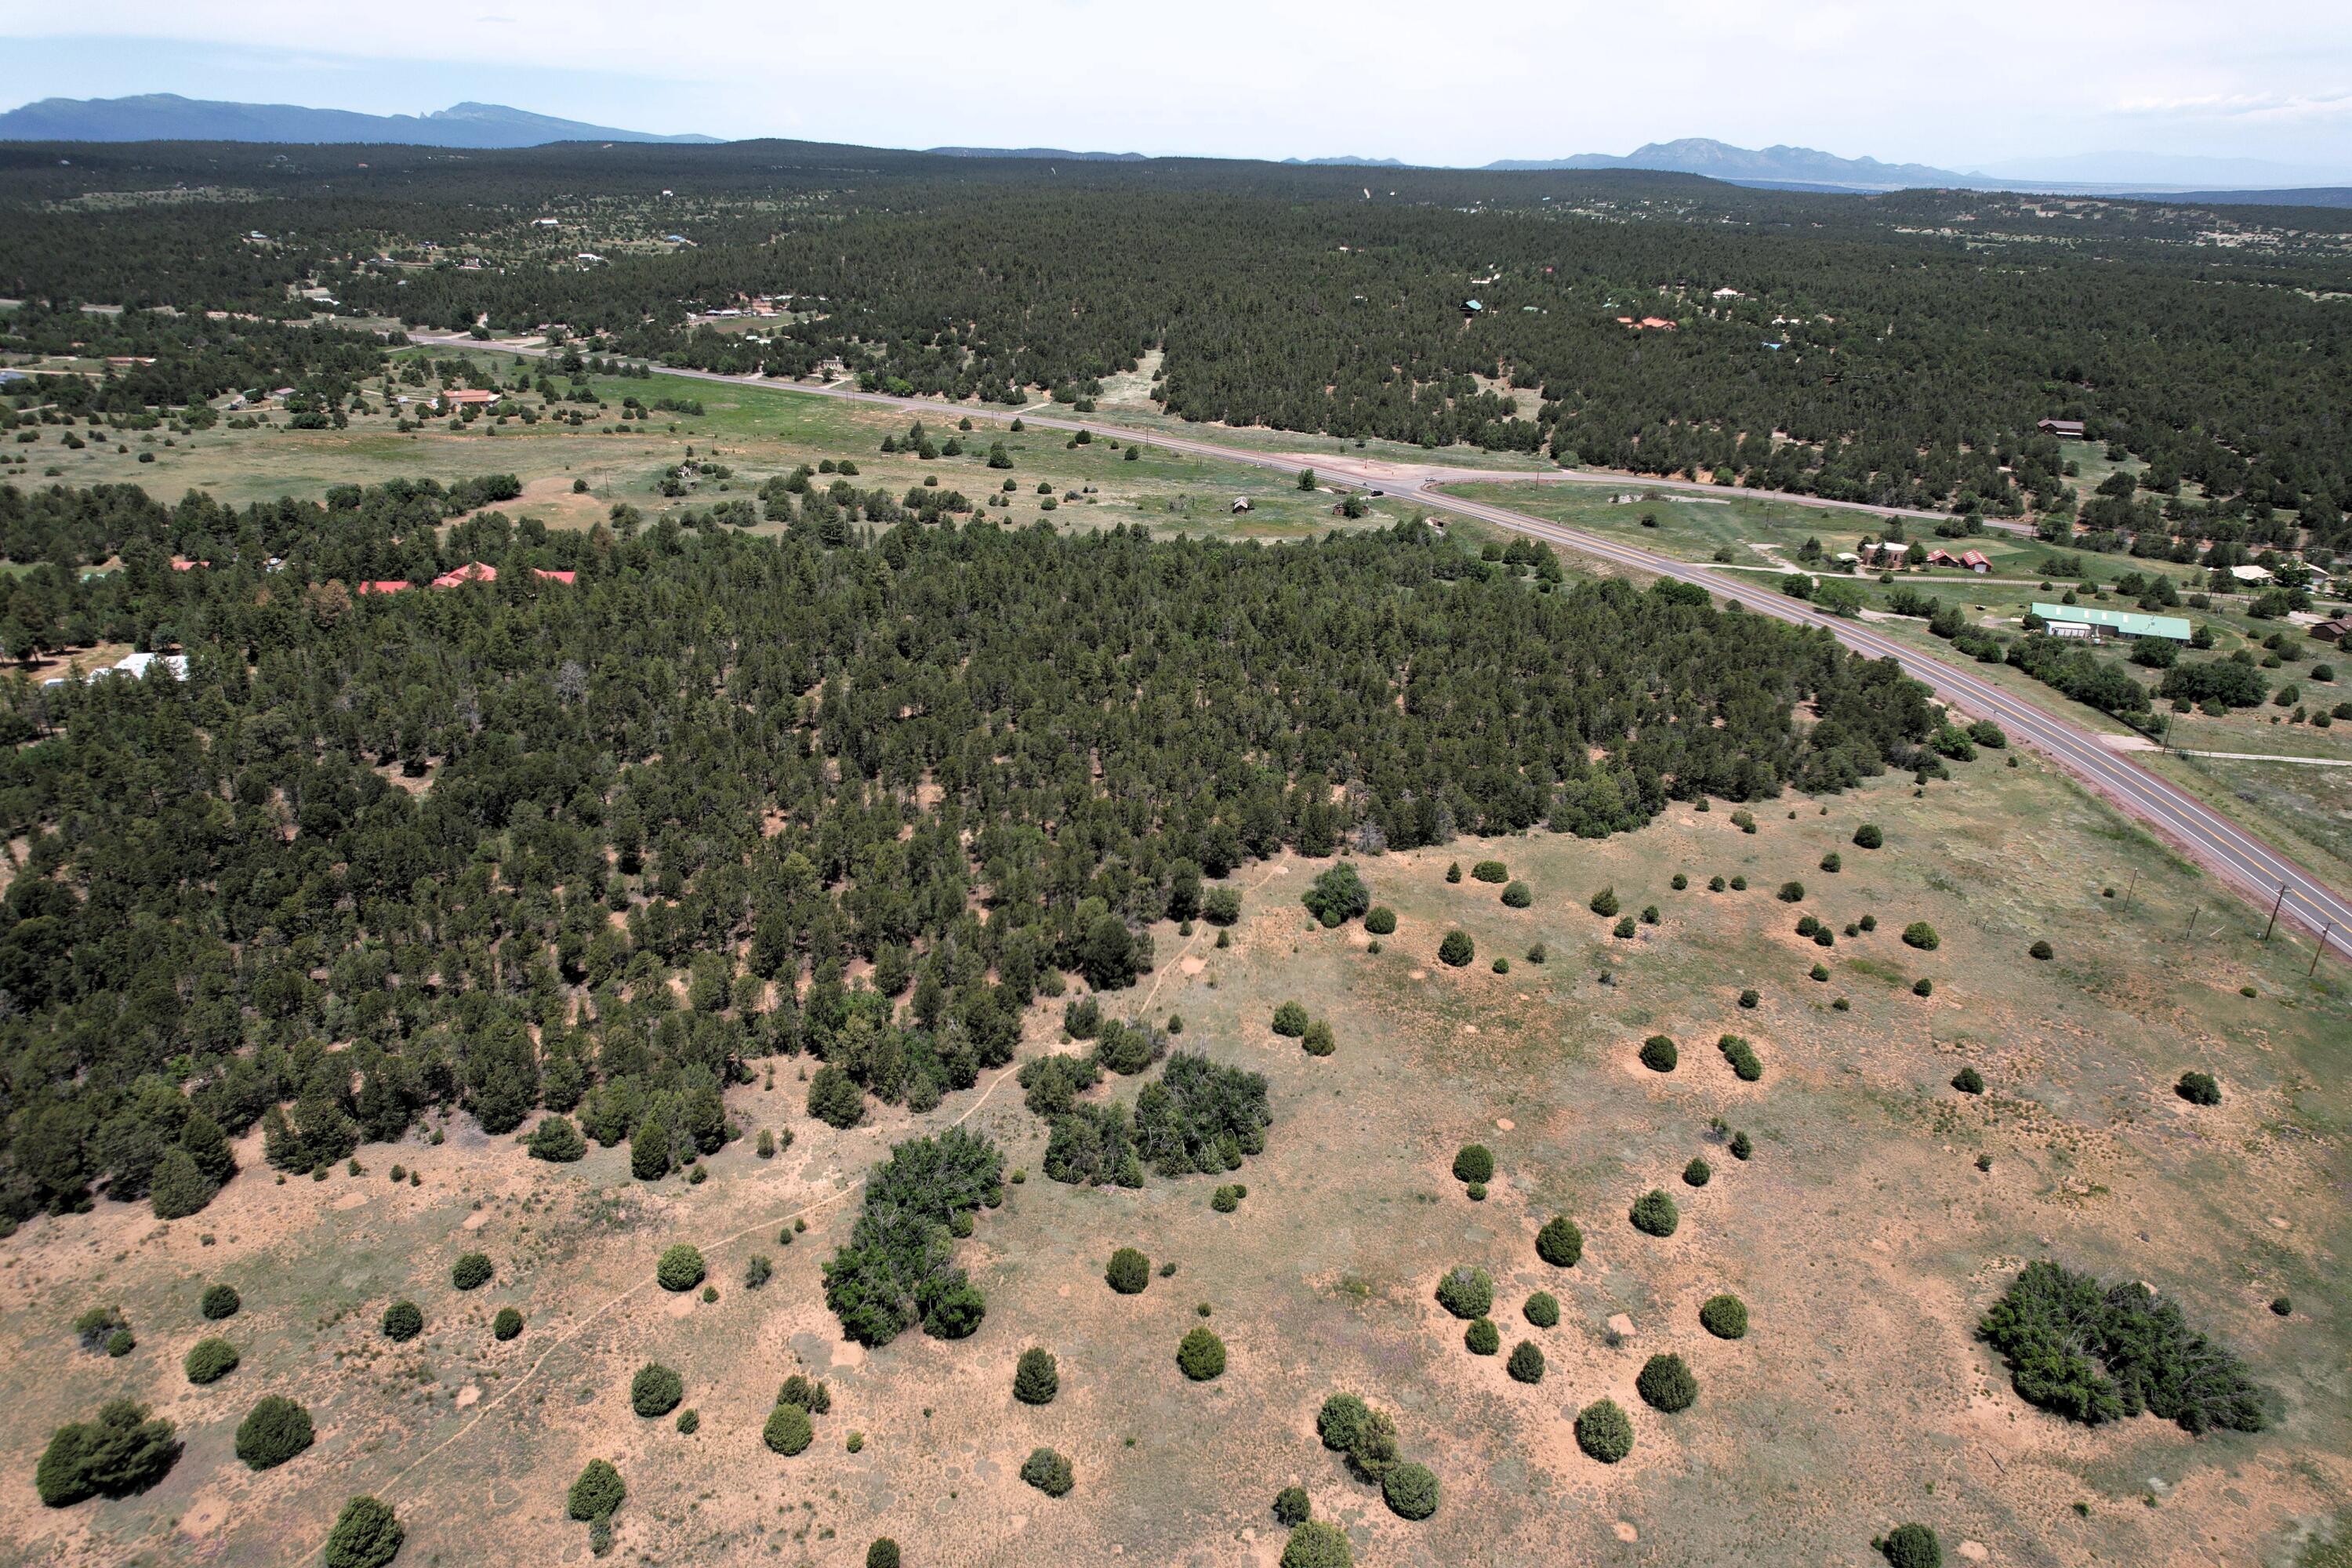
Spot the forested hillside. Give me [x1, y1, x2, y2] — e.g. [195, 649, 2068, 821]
[2, 140, 2347, 544]
[0, 487, 1936, 1224]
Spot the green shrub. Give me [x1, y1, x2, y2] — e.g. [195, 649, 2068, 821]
[1639, 1035, 1678, 1073]
[1671, 873, 1689, 890]
[1976, 1260, 2270, 1432]
[1730, 1131, 1753, 1160]
[1637, 1352, 1698, 1412]
[184, 1337, 239, 1385]
[866, 1541, 902, 1568]
[1507, 1339, 1545, 1383]
[807, 1063, 866, 1128]
[1500, 880, 1532, 908]
[1730, 874, 1748, 888]
[1881, 1523, 1944, 1568]
[1809, 962, 1829, 982]
[1281, 1520, 1354, 1568]
[1820, 851, 1842, 873]
[1364, 906, 1396, 935]
[1523, 1290, 1560, 1327]
[452, 1251, 493, 1290]
[764, 1402, 815, 1455]
[568, 1458, 626, 1522]
[677, 1407, 699, 1434]
[1860, 913, 1878, 931]
[1272, 1484, 1310, 1526]
[322, 1496, 404, 1568]
[1718, 1034, 1762, 1081]
[1913, 977, 1934, 996]
[1535, 1215, 1583, 1268]
[1301, 862, 1371, 927]
[200, 1284, 241, 1321]
[1106, 1247, 1151, 1294]
[34, 1399, 180, 1506]
[1465, 1181, 1487, 1200]
[1700, 1293, 1750, 1339]
[2177, 1071, 2221, 1106]
[1590, 887, 1619, 916]
[1438, 930, 1474, 967]
[1777, 880, 1806, 902]
[1317, 1392, 1372, 1452]
[1467, 859, 1504, 883]
[1630, 1189, 1680, 1237]
[380, 1301, 423, 1341]
[1465, 1317, 1500, 1355]
[1272, 1000, 1309, 1037]
[1613, 915, 1636, 938]
[1381, 1461, 1440, 1520]
[777, 1374, 832, 1413]
[1452, 1143, 1494, 1183]
[1202, 887, 1242, 925]
[1014, 1347, 1060, 1405]
[1436, 1265, 1494, 1319]
[1574, 1399, 1633, 1463]
[1951, 1065, 1985, 1094]
[74, 1305, 127, 1353]
[1177, 1327, 1227, 1381]
[1738, 988, 1759, 1009]
[234, 1395, 314, 1471]
[1445, 862, 1462, 883]
[1301, 1020, 1335, 1057]
[1021, 1446, 1074, 1496]
[630, 1363, 684, 1418]
[1902, 921, 1940, 950]
[1683, 1156, 1712, 1187]
[528, 1115, 586, 1162]
[494, 1306, 524, 1341]
[1854, 822, 1886, 848]
[656, 1243, 706, 1292]
[2029, 939, 2053, 960]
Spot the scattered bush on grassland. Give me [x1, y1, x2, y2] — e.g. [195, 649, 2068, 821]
[1700, 1293, 1750, 1339]
[1435, 1265, 1494, 1319]
[1574, 1399, 1633, 1463]
[1536, 1215, 1584, 1267]
[1976, 1261, 2270, 1432]
[234, 1396, 314, 1471]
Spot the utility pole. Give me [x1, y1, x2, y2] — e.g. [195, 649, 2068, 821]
[2185, 906, 2199, 941]
[2263, 884, 2286, 942]
[2314, 924, 2334, 979]
[2122, 869, 2138, 914]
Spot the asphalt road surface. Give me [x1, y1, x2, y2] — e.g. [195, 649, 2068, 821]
[416, 337, 2351, 955]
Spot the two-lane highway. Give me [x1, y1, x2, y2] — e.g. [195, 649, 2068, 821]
[415, 336, 2351, 953]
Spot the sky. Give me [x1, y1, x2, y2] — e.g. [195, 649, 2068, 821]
[7, 1, 2352, 178]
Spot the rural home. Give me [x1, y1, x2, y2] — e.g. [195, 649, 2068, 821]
[2229, 564, 2273, 584]
[2310, 614, 2352, 644]
[2037, 418, 2086, 438]
[2031, 602, 2192, 643]
[431, 562, 498, 588]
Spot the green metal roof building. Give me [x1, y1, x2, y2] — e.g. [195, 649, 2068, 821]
[2031, 603, 2192, 642]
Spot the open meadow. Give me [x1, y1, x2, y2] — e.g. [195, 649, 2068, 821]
[4, 745, 2347, 1568]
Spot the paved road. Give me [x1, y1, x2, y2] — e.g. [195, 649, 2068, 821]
[419, 337, 2351, 953]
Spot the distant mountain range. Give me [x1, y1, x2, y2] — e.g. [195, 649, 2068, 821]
[926, 146, 1148, 162]
[1486, 138, 1962, 187]
[3, 103, 2344, 198]
[914, 136, 2348, 194]
[0, 95, 717, 147]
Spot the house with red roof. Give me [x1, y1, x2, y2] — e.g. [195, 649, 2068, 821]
[431, 562, 498, 588]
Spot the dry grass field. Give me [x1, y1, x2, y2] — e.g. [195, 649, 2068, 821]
[3, 744, 2347, 1568]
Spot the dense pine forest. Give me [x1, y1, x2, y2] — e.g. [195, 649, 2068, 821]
[2, 139, 2347, 546]
[0, 481, 1938, 1225]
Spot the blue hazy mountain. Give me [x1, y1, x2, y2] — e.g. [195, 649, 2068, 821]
[0, 94, 717, 147]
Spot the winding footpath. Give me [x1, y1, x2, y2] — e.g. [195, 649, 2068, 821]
[418, 336, 2352, 956]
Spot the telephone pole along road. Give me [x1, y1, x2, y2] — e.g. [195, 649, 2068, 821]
[417, 336, 2352, 956]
